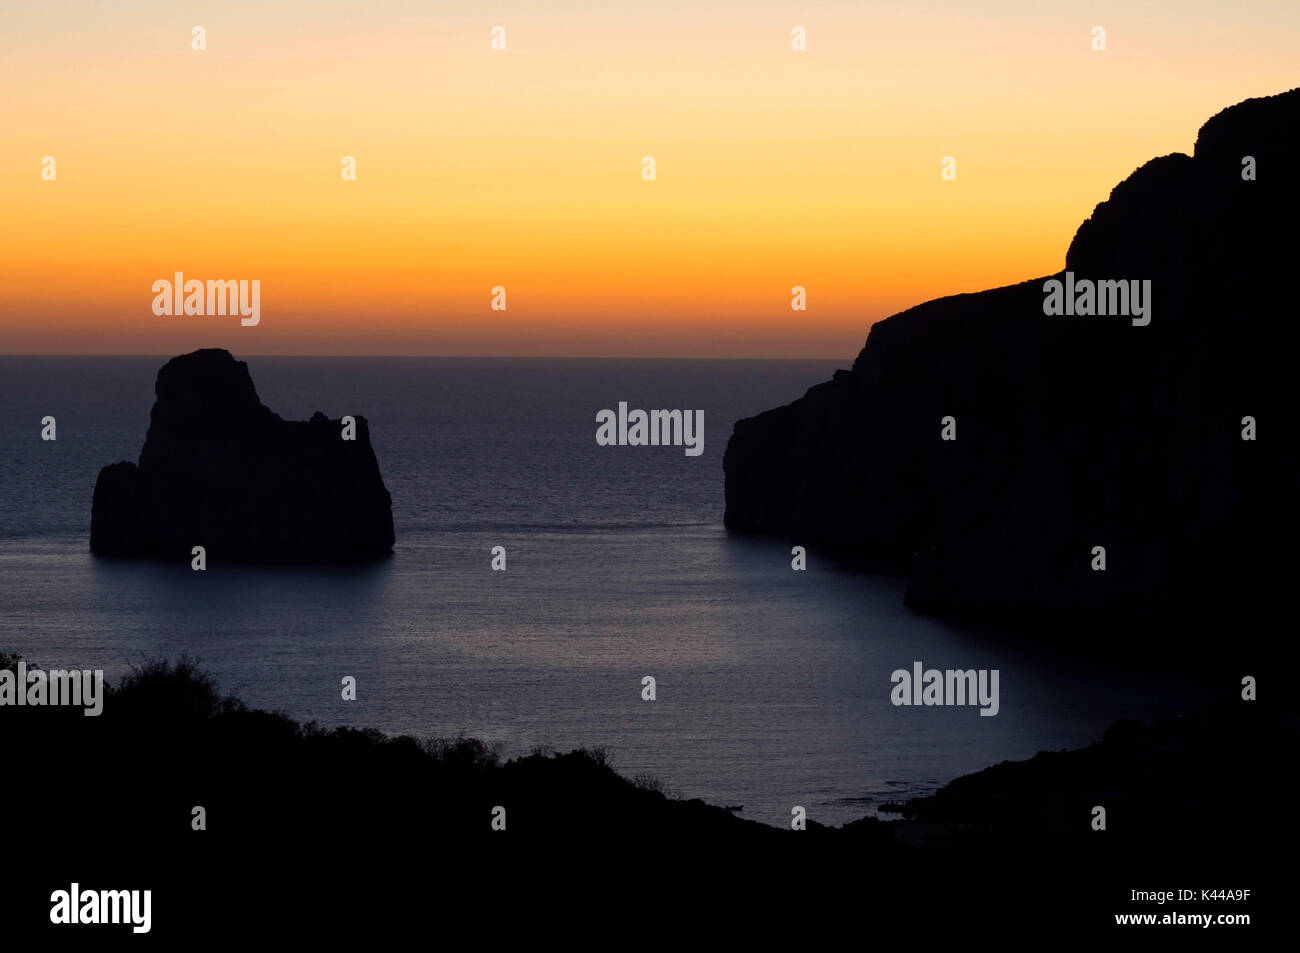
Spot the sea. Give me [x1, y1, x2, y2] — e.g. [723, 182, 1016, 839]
[0, 356, 1218, 828]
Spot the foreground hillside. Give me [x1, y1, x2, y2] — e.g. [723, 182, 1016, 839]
[6, 655, 1288, 875]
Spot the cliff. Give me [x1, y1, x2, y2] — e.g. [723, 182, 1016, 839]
[724, 89, 1300, 622]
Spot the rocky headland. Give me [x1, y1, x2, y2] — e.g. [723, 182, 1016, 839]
[724, 89, 1299, 625]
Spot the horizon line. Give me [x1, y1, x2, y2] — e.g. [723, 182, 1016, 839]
[0, 352, 851, 361]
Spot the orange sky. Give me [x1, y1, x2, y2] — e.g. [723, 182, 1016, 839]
[2, 1, 1297, 356]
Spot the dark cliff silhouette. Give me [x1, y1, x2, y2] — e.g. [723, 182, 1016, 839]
[90, 349, 394, 562]
[724, 89, 1300, 624]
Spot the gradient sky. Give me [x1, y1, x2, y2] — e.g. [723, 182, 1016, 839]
[2, 0, 1297, 356]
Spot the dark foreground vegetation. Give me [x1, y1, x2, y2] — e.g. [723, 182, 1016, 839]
[4, 653, 1290, 937]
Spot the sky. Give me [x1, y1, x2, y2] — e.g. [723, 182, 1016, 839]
[1, 0, 1297, 357]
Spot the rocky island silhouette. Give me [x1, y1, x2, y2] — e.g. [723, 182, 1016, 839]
[90, 348, 394, 563]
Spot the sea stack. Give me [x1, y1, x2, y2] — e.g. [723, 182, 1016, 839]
[723, 88, 1300, 623]
[91, 349, 394, 563]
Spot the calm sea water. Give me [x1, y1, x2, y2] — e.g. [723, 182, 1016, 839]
[0, 356, 1215, 827]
